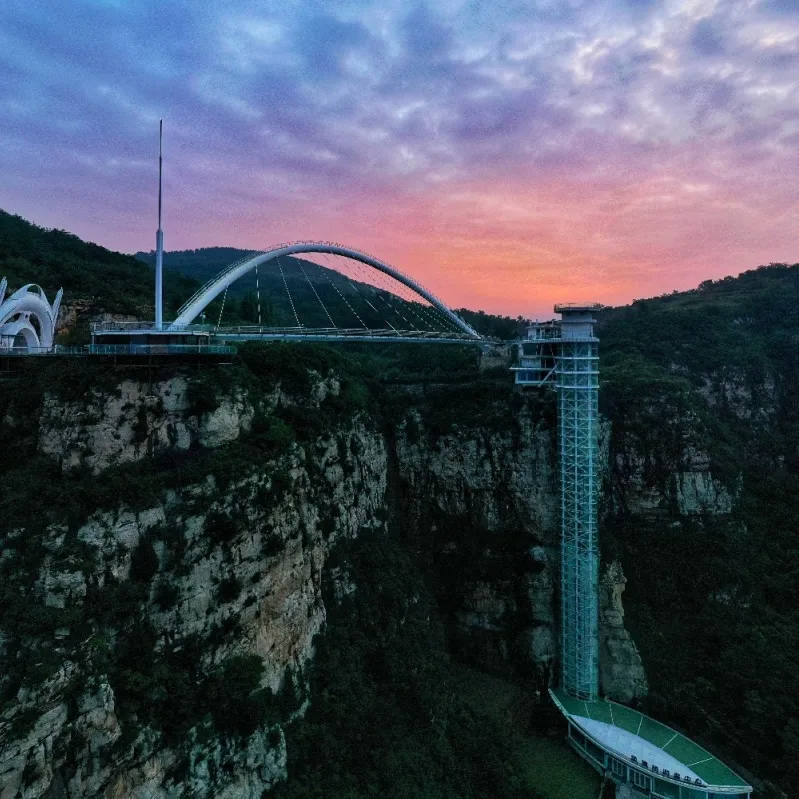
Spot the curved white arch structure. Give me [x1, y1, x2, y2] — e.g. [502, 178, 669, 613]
[0, 278, 63, 352]
[169, 242, 480, 338]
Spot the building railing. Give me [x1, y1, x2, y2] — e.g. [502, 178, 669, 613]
[91, 344, 236, 355]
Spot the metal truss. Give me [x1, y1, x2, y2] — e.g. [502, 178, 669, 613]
[513, 311, 600, 701]
[557, 340, 599, 700]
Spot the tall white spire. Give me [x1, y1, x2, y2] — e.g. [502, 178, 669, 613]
[155, 119, 164, 330]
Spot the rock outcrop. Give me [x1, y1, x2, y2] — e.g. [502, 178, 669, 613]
[599, 560, 648, 703]
[37, 376, 256, 474]
[393, 403, 640, 696]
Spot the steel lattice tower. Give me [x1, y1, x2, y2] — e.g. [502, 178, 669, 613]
[512, 305, 600, 701]
[556, 309, 599, 700]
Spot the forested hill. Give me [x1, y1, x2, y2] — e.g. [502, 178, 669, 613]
[598, 262, 799, 374]
[0, 211, 197, 340]
[595, 262, 799, 796]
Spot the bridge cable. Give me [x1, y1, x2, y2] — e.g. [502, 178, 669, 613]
[347, 252, 467, 337]
[422, 302, 461, 335]
[255, 263, 262, 327]
[345, 258, 415, 332]
[392, 271, 460, 332]
[353, 253, 449, 334]
[322, 253, 400, 332]
[346, 279, 398, 332]
[277, 256, 302, 328]
[409, 289, 461, 334]
[396, 293, 443, 333]
[318, 255, 368, 329]
[323, 253, 413, 333]
[370, 258, 460, 333]
[345, 255, 431, 333]
[298, 259, 337, 328]
[216, 285, 228, 330]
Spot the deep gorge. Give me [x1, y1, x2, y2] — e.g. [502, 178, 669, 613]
[3, 259, 799, 799]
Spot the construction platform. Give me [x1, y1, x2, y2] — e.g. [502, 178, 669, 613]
[550, 689, 752, 798]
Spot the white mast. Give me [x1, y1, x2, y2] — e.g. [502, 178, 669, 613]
[155, 119, 164, 330]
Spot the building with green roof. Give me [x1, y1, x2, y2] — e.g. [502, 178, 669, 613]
[550, 689, 751, 798]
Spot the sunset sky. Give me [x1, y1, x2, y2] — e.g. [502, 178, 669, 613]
[1, 0, 798, 316]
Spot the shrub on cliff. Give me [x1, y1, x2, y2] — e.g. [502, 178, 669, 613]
[207, 655, 275, 737]
[130, 537, 158, 583]
[274, 534, 533, 799]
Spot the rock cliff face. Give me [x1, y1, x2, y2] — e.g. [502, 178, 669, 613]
[393, 406, 559, 687]
[1, 369, 386, 798]
[392, 403, 647, 703]
[599, 561, 648, 704]
[1, 364, 647, 796]
[37, 376, 256, 474]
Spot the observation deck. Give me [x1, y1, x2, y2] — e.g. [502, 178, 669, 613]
[550, 689, 752, 798]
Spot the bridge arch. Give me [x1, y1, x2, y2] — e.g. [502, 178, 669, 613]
[169, 242, 480, 338]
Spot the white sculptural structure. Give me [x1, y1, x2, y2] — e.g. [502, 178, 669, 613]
[0, 277, 63, 352]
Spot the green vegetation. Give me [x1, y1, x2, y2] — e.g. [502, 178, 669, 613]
[598, 263, 799, 795]
[273, 533, 566, 799]
[206, 654, 282, 737]
[5, 213, 799, 796]
[130, 537, 159, 583]
[516, 738, 600, 799]
[0, 210, 197, 332]
[455, 307, 527, 340]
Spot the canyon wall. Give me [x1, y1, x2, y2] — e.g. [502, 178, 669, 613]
[0, 361, 657, 797]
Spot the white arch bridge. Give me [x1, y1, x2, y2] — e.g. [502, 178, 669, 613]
[86, 241, 482, 351]
[6, 242, 486, 356]
[168, 242, 480, 344]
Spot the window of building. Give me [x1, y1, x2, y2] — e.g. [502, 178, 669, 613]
[584, 738, 605, 766]
[652, 777, 679, 799]
[680, 788, 708, 799]
[630, 769, 650, 792]
[609, 757, 626, 779]
[568, 725, 586, 748]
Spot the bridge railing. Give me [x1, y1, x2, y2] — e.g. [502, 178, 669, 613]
[90, 321, 478, 341]
[1, 344, 236, 357]
[90, 320, 215, 333]
[91, 344, 236, 355]
[212, 326, 477, 340]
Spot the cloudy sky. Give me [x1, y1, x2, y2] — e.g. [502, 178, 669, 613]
[1, 0, 798, 315]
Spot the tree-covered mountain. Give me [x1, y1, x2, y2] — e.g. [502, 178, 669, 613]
[596, 263, 799, 793]
[0, 210, 198, 328]
[135, 247, 252, 289]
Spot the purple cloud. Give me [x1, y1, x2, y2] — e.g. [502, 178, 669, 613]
[0, 0, 797, 315]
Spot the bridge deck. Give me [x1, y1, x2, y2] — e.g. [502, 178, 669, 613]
[89, 323, 482, 347]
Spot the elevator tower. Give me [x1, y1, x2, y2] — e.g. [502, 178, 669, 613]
[512, 304, 600, 700]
